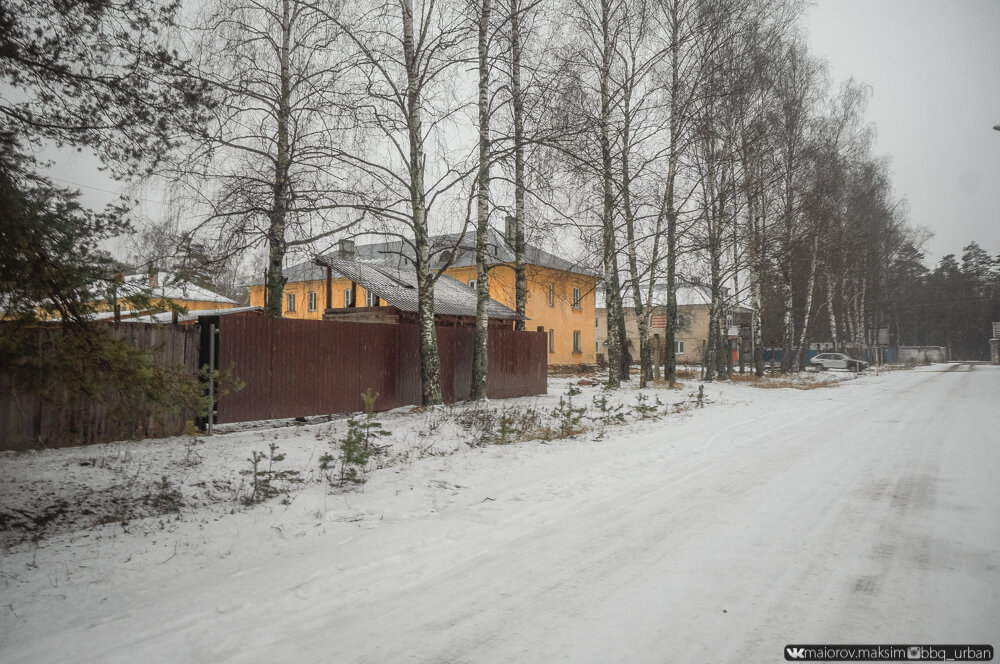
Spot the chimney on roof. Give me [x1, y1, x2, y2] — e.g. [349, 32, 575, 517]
[338, 239, 356, 259]
[505, 215, 516, 243]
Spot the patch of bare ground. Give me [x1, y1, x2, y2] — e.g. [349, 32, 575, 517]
[728, 373, 839, 390]
[652, 378, 686, 390]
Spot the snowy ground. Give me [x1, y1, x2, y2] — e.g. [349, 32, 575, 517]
[1, 364, 997, 663]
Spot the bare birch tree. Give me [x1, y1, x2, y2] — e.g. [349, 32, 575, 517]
[166, 0, 358, 316]
[471, 0, 494, 400]
[769, 38, 822, 371]
[330, 0, 472, 405]
[649, 0, 751, 384]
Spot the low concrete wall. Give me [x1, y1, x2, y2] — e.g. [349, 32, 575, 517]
[898, 346, 946, 364]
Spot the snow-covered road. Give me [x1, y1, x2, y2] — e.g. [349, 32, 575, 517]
[2, 365, 998, 663]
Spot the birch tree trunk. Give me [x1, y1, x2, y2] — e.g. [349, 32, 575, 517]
[746, 193, 766, 376]
[750, 242, 765, 375]
[402, 0, 442, 405]
[598, 0, 624, 389]
[780, 176, 796, 372]
[825, 269, 838, 351]
[793, 234, 820, 369]
[703, 151, 725, 382]
[661, 5, 682, 385]
[509, 0, 527, 330]
[264, 0, 293, 317]
[620, 62, 652, 387]
[471, 0, 493, 400]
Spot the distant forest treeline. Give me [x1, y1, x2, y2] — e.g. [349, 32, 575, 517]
[896, 241, 1000, 360]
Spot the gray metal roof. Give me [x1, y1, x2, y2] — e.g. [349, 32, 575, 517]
[247, 261, 326, 286]
[353, 228, 596, 276]
[315, 255, 522, 320]
[251, 228, 596, 288]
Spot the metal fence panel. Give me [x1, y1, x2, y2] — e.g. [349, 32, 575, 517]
[215, 318, 546, 423]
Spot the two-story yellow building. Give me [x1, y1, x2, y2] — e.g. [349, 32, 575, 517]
[248, 229, 598, 365]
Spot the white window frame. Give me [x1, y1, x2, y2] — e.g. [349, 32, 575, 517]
[286, 292, 295, 313]
[548, 283, 554, 307]
[308, 291, 317, 312]
[572, 287, 581, 309]
[548, 329, 555, 353]
[573, 330, 581, 353]
[366, 290, 378, 307]
[344, 289, 354, 307]
[675, 340, 684, 354]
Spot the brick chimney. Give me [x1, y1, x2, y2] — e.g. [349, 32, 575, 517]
[338, 239, 356, 259]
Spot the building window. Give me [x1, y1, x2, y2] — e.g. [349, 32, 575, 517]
[573, 287, 581, 309]
[366, 290, 378, 307]
[548, 283, 554, 306]
[469, 279, 476, 290]
[548, 329, 555, 353]
[573, 330, 581, 353]
[286, 292, 295, 312]
[344, 289, 354, 307]
[308, 291, 317, 312]
[676, 340, 684, 354]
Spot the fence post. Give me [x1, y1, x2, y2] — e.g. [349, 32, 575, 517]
[208, 323, 215, 436]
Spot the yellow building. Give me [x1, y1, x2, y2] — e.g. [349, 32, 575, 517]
[596, 284, 752, 366]
[246, 262, 369, 320]
[32, 272, 238, 320]
[248, 229, 598, 365]
[111, 272, 238, 317]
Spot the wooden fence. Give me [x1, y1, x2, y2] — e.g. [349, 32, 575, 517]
[0, 324, 201, 450]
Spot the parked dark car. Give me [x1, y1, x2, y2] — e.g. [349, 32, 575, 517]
[809, 352, 868, 371]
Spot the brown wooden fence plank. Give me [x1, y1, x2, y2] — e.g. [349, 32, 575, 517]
[0, 323, 201, 450]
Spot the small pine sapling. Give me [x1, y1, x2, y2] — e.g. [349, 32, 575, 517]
[551, 396, 586, 437]
[591, 394, 625, 425]
[566, 385, 582, 397]
[323, 389, 390, 487]
[455, 406, 543, 446]
[632, 392, 660, 420]
[242, 442, 303, 504]
[497, 410, 516, 445]
[497, 407, 542, 445]
[336, 418, 368, 485]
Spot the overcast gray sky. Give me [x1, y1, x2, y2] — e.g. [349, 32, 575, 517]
[805, 0, 1000, 265]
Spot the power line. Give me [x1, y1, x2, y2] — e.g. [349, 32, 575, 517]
[45, 175, 168, 207]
